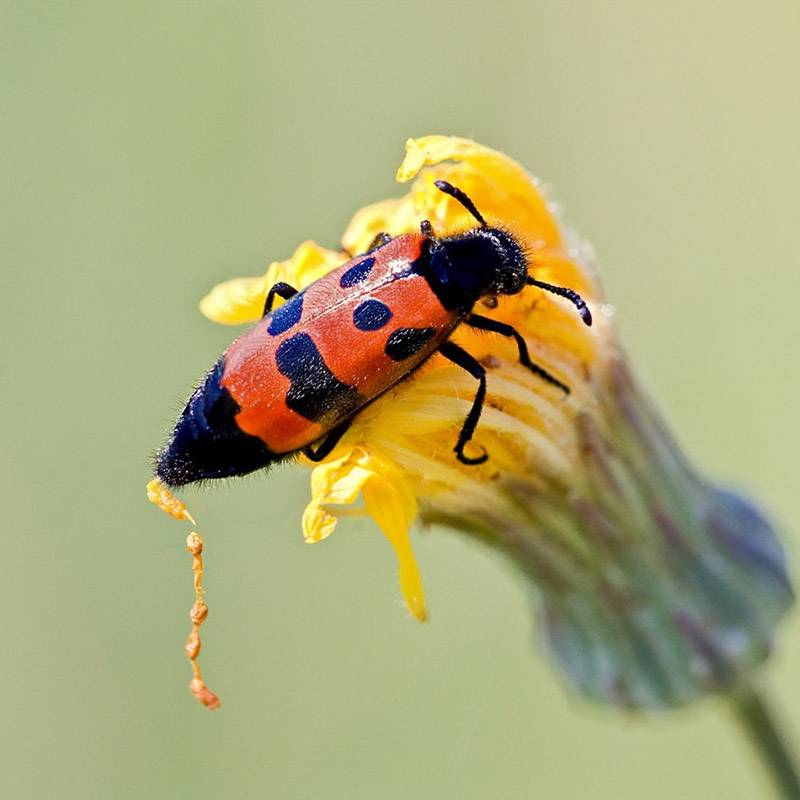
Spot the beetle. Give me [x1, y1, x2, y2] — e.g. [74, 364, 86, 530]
[156, 181, 592, 486]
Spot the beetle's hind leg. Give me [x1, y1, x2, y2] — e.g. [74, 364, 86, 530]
[439, 341, 488, 465]
[466, 313, 570, 395]
[302, 421, 352, 462]
[263, 282, 298, 316]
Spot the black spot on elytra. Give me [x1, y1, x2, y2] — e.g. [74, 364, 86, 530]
[339, 257, 375, 288]
[275, 333, 360, 422]
[384, 327, 437, 361]
[268, 292, 304, 335]
[353, 299, 392, 331]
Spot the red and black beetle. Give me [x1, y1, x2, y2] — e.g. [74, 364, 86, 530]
[156, 181, 591, 486]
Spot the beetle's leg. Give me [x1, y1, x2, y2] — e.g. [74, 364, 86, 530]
[466, 313, 570, 395]
[439, 341, 488, 465]
[263, 282, 298, 316]
[302, 421, 352, 462]
[363, 232, 392, 253]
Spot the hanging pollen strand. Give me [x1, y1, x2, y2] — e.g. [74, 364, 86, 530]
[185, 531, 220, 710]
[146, 478, 220, 710]
[146, 478, 196, 525]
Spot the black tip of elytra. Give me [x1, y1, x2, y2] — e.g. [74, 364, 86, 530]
[155, 449, 198, 488]
[156, 359, 277, 487]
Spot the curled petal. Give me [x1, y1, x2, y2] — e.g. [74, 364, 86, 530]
[302, 450, 371, 543]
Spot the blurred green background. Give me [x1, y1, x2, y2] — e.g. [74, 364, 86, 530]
[2, 2, 799, 798]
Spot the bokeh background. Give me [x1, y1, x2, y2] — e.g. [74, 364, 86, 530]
[3, 2, 799, 798]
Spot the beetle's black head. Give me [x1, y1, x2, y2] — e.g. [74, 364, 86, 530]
[427, 180, 529, 307]
[439, 226, 529, 298]
[156, 359, 274, 487]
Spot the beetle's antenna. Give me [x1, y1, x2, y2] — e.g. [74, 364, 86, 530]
[527, 277, 593, 326]
[434, 180, 487, 227]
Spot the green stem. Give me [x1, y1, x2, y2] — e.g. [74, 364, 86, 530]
[731, 683, 800, 799]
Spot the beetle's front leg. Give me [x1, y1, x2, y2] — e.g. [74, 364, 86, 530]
[263, 282, 298, 316]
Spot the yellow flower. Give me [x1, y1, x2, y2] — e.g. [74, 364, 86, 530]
[202, 136, 600, 617]
[200, 136, 791, 708]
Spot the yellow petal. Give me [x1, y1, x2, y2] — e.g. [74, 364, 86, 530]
[362, 469, 426, 622]
[397, 135, 527, 185]
[199, 274, 270, 325]
[302, 451, 368, 542]
[312, 452, 371, 506]
[341, 198, 403, 256]
[283, 241, 349, 289]
[342, 136, 566, 256]
[301, 502, 340, 544]
[395, 135, 562, 248]
[301, 447, 426, 620]
[199, 241, 347, 325]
